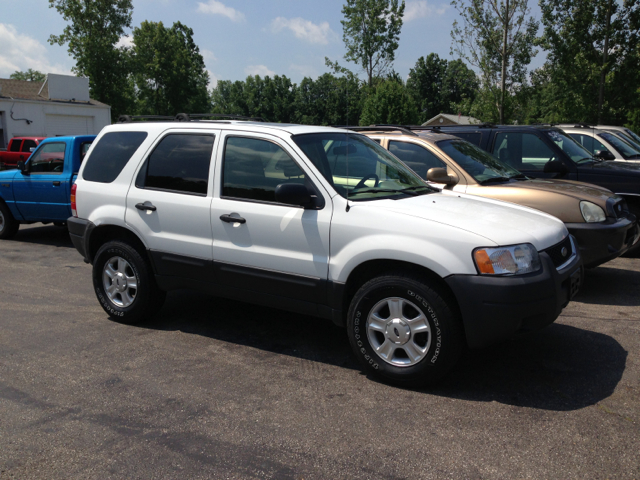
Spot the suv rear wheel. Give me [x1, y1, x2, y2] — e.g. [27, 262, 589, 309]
[347, 273, 463, 387]
[93, 240, 166, 324]
[0, 202, 19, 239]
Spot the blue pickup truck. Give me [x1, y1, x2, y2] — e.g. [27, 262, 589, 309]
[0, 135, 95, 239]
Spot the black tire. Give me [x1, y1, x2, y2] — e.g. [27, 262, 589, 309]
[92, 240, 166, 324]
[0, 201, 20, 239]
[347, 273, 464, 387]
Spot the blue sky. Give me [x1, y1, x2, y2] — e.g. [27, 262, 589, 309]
[0, 0, 545, 87]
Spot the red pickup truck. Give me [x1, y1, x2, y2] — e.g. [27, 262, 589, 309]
[0, 137, 46, 170]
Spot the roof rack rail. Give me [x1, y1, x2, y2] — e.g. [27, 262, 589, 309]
[334, 125, 418, 137]
[411, 123, 496, 129]
[116, 113, 266, 124]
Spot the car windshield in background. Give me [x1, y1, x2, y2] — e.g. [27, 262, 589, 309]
[624, 128, 640, 144]
[292, 132, 435, 201]
[545, 130, 593, 163]
[599, 132, 640, 159]
[437, 139, 522, 183]
[615, 131, 640, 151]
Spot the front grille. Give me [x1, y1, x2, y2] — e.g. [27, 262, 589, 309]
[544, 236, 574, 269]
[607, 197, 629, 219]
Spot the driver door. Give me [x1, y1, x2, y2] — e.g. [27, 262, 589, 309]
[13, 141, 70, 221]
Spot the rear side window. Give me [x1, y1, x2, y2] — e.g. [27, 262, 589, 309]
[83, 132, 148, 183]
[9, 140, 22, 152]
[453, 133, 482, 146]
[22, 140, 37, 152]
[136, 134, 214, 195]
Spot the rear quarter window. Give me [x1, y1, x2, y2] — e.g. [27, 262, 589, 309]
[82, 132, 148, 183]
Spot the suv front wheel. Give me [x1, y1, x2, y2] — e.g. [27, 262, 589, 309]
[347, 274, 463, 387]
[93, 240, 166, 324]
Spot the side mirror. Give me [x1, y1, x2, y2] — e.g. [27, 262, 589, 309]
[426, 167, 458, 186]
[594, 149, 615, 161]
[275, 183, 312, 208]
[543, 160, 569, 174]
[17, 160, 28, 174]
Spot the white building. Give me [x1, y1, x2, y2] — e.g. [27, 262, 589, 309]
[422, 113, 483, 126]
[0, 73, 111, 149]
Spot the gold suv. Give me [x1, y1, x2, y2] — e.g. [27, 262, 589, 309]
[353, 126, 639, 268]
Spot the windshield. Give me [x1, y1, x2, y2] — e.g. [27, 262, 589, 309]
[545, 130, 593, 163]
[437, 139, 522, 183]
[292, 132, 435, 200]
[615, 131, 640, 151]
[624, 128, 640, 144]
[599, 132, 640, 159]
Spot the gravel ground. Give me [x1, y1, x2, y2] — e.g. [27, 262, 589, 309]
[0, 223, 638, 479]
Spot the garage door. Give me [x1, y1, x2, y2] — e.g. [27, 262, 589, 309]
[45, 114, 94, 136]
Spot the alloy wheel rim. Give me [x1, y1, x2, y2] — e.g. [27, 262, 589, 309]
[366, 297, 432, 367]
[102, 256, 138, 308]
[0, 209, 5, 233]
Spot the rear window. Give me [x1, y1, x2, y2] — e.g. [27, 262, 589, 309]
[83, 132, 148, 183]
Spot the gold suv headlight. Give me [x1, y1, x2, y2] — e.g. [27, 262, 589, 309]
[580, 201, 606, 223]
[473, 243, 541, 275]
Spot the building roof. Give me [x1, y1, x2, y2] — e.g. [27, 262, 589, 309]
[0, 78, 107, 107]
[423, 113, 483, 126]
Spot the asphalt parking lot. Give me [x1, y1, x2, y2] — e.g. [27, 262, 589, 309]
[1, 224, 639, 479]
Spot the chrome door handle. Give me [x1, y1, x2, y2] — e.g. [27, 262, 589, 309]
[220, 214, 246, 224]
[135, 203, 157, 212]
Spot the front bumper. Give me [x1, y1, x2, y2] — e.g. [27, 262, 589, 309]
[67, 216, 95, 263]
[445, 243, 583, 349]
[566, 214, 638, 268]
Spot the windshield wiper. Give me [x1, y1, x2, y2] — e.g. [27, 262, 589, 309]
[348, 186, 428, 197]
[480, 176, 512, 185]
[511, 173, 529, 180]
[399, 185, 436, 194]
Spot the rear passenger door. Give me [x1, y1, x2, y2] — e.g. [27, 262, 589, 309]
[125, 130, 219, 280]
[210, 131, 332, 304]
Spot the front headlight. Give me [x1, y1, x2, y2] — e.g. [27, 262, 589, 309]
[580, 201, 606, 223]
[473, 243, 541, 275]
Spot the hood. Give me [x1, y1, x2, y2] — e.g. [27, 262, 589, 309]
[363, 190, 566, 251]
[590, 160, 640, 175]
[470, 178, 616, 223]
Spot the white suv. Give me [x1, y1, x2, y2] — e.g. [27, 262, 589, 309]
[68, 116, 583, 386]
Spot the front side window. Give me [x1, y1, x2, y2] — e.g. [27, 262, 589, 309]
[439, 139, 521, 183]
[569, 133, 608, 155]
[137, 134, 214, 195]
[223, 136, 306, 202]
[9, 140, 22, 152]
[83, 131, 148, 183]
[292, 133, 433, 201]
[21, 140, 37, 152]
[29, 142, 66, 174]
[388, 140, 446, 179]
[493, 132, 557, 170]
[598, 132, 640, 160]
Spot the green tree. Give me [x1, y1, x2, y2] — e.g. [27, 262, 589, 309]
[211, 74, 296, 122]
[340, 0, 405, 87]
[407, 54, 479, 122]
[293, 72, 365, 125]
[131, 21, 210, 116]
[359, 79, 419, 125]
[10, 69, 46, 82]
[536, 0, 640, 124]
[48, 0, 135, 120]
[451, 0, 538, 124]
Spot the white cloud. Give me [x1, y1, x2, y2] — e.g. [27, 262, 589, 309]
[116, 35, 134, 49]
[202, 49, 217, 62]
[197, 1, 245, 22]
[207, 70, 218, 88]
[270, 17, 337, 45]
[0, 23, 71, 78]
[404, 1, 448, 21]
[244, 65, 275, 77]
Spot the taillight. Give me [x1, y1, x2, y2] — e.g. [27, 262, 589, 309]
[71, 182, 78, 217]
